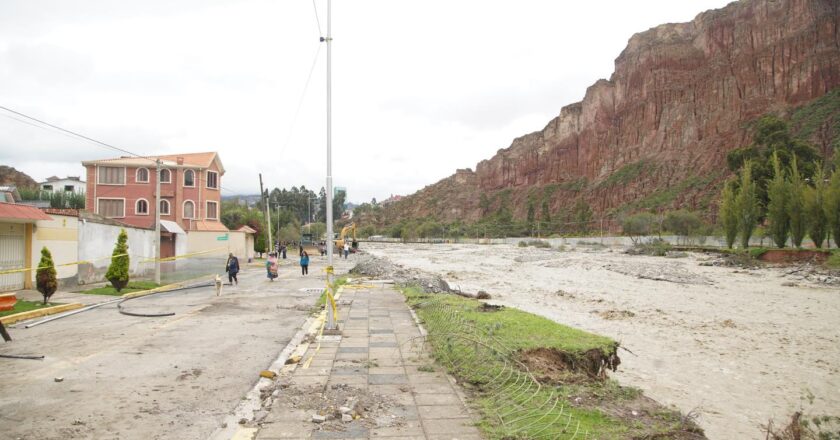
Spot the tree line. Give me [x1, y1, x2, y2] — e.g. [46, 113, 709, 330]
[718, 115, 840, 249]
[222, 184, 345, 252]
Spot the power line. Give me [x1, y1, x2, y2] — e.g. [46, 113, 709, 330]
[0, 105, 144, 159]
[0, 104, 236, 193]
[278, 43, 322, 160]
[312, 0, 323, 36]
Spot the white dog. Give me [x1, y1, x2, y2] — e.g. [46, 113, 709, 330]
[215, 274, 223, 296]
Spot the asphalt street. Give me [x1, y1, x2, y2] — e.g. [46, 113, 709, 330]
[0, 255, 353, 440]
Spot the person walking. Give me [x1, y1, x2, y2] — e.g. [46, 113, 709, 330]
[281, 243, 287, 259]
[300, 251, 310, 275]
[266, 253, 278, 281]
[225, 253, 240, 286]
[343, 242, 350, 259]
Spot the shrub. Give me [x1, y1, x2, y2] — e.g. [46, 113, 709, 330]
[105, 229, 130, 292]
[735, 162, 760, 248]
[663, 210, 704, 243]
[36, 247, 58, 304]
[622, 212, 657, 244]
[766, 152, 789, 248]
[719, 179, 739, 249]
[826, 162, 840, 248]
[788, 156, 807, 247]
[806, 167, 828, 248]
[626, 238, 672, 256]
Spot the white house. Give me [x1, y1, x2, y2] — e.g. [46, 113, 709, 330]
[39, 176, 85, 194]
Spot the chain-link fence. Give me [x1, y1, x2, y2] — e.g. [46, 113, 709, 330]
[411, 295, 593, 439]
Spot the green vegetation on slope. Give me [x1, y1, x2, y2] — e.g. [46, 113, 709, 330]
[597, 160, 656, 189]
[402, 286, 704, 439]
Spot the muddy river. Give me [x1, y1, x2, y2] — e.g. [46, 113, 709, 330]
[364, 242, 840, 440]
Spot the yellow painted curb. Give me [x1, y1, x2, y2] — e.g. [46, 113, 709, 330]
[0, 303, 84, 325]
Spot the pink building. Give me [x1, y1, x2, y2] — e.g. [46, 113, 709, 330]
[81, 152, 227, 236]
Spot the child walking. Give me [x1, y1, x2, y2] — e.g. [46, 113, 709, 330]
[300, 251, 310, 275]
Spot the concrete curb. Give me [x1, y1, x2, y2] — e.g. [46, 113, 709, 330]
[1, 302, 84, 325]
[210, 285, 344, 440]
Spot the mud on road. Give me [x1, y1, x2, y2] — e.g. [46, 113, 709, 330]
[0, 263, 336, 440]
[363, 242, 840, 440]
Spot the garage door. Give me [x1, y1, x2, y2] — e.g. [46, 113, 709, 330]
[0, 223, 26, 292]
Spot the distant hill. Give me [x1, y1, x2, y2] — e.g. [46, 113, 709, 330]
[0, 165, 37, 188]
[380, 0, 840, 226]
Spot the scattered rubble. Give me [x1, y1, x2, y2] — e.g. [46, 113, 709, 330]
[352, 254, 451, 293]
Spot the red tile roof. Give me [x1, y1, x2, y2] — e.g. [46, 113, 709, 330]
[236, 225, 257, 234]
[0, 202, 52, 221]
[41, 208, 80, 217]
[192, 220, 230, 232]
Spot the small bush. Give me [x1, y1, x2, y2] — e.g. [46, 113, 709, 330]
[105, 229, 130, 292]
[748, 247, 768, 259]
[627, 238, 672, 256]
[36, 247, 58, 304]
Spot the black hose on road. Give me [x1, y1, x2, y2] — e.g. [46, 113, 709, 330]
[116, 282, 215, 318]
[0, 354, 45, 360]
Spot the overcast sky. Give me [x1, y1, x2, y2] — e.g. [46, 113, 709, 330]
[0, 0, 732, 203]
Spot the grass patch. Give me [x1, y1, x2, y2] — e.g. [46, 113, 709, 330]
[316, 276, 348, 308]
[0, 299, 63, 318]
[402, 286, 704, 439]
[617, 173, 721, 213]
[78, 281, 161, 296]
[597, 160, 655, 189]
[827, 250, 840, 269]
[518, 239, 552, 248]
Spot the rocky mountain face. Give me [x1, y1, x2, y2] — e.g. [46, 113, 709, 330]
[383, 0, 840, 225]
[0, 165, 37, 188]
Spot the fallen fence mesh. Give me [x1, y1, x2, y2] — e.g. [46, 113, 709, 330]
[412, 296, 591, 440]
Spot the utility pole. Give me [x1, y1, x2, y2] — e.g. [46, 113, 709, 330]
[324, 0, 336, 330]
[154, 159, 162, 284]
[259, 173, 272, 254]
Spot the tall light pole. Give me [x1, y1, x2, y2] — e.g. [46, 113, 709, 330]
[324, 0, 336, 330]
[154, 159, 162, 284]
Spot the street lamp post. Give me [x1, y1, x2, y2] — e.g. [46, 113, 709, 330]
[324, 0, 336, 330]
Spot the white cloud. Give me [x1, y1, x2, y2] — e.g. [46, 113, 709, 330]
[0, 0, 732, 202]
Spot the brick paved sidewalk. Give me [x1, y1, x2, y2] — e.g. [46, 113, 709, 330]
[255, 285, 482, 440]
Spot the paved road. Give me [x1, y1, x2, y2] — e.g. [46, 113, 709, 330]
[0, 255, 355, 440]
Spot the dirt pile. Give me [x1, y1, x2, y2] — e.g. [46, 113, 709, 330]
[273, 383, 407, 432]
[351, 254, 451, 293]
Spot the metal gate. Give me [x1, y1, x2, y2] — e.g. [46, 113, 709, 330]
[0, 223, 26, 292]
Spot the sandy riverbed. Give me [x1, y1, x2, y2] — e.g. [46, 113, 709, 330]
[363, 242, 840, 440]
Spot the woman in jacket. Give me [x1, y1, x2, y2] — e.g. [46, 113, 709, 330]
[300, 251, 310, 275]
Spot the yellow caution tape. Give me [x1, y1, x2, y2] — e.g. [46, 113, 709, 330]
[0, 246, 229, 276]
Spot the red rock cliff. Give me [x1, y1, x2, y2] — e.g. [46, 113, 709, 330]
[385, 0, 840, 225]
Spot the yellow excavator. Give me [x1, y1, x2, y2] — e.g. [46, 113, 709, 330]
[334, 223, 358, 252]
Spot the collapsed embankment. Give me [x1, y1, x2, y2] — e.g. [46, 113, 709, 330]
[352, 253, 707, 439]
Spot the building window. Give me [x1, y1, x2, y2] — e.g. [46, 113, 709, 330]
[160, 199, 170, 215]
[136, 199, 149, 215]
[206, 171, 218, 189]
[98, 166, 125, 185]
[183, 200, 195, 219]
[98, 198, 125, 218]
[159, 168, 171, 183]
[64, 185, 74, 192]
[206, 201, 218, 220]
[42, 185, 53, 191]
[136, 167, 150, 183]
[184, 170, 195, 187]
